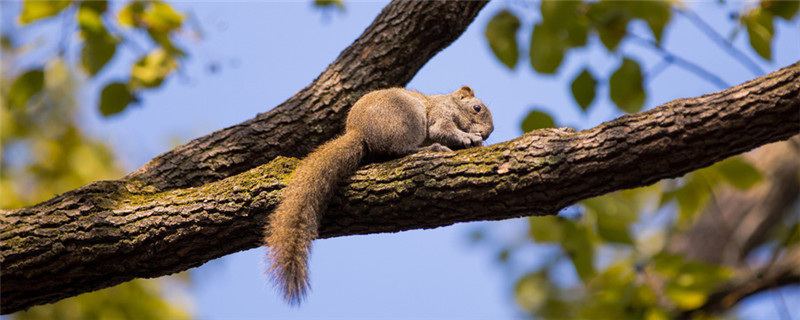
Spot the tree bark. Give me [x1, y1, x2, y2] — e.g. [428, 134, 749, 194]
[123, 0, 488, 192]
[2, 59, 799, 314]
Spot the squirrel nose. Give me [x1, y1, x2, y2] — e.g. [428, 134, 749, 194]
[482, 126, 494, 139]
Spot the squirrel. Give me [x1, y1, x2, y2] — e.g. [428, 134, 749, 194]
[264, 86, 494, 304]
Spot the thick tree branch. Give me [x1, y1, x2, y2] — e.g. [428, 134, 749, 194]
[2, 61, 799, 314]
[123, 0, 488, 191]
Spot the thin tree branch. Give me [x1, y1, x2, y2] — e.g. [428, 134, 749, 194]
[628, 33, 730, 89]
[678, 250, 800, 319]
[2, 60, 799, 314]
[676, 8, 765, 76]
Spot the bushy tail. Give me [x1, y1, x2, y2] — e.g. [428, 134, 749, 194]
[264, 131, 365, 305]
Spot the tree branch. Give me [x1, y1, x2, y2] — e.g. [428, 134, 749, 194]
[676, 8, 765, 76]
[668, 136, 800, 267]
[2, 60, 799, 314]
[122, 0, 488, 192]
[678, 251, 800, 319]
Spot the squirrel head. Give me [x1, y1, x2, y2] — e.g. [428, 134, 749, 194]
[453, 86, 494, 140]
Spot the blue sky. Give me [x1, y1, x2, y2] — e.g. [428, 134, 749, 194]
[4, 1, 800, 319]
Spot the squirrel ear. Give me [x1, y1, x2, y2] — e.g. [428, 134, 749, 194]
[456, 86, 475, 99]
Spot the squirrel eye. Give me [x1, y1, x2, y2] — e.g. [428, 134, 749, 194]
[472, 105, 482, 112]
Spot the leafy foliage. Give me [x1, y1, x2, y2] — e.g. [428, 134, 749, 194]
[7, 69, 44, 109]
[3, 3, 195, 318]
[1, 60, 120, 208]
[482, 0, 800, 318]
[510, 168, 754, 318]
[486, 0, 672, 114]
[7, 0, 192, 118]
[13, 277, 192, 320]
[19, 0, 72, 24]
[1, 61, 191, 320]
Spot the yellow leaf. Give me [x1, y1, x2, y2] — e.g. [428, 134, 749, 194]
[19, 0, 71, 24]
[131, 48, 177, 88]
[665, 286, 707, 310]
[143, 2, 184, 33]
[77, 5, 105, 35]
[119, 2, 145, 27]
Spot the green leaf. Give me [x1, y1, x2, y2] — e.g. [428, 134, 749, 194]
[314, 0, 344, 10]
[540, 0, 580, 26]
[762, 0, 800, 20]
[77, 4, 105, 36]
[19, 0, 71, 24]
[79, 0, 107, 13]
[609, 57, 646, 113]
[529, 215, 564, 242]
[540, 0, 588, 47]
[571, 68, 597, 111]
[664, 286, 708, 310]
[529, 23, 566, 74]
[583, 195, 637, 244]
[561, 220, 595, 282]
[521, 110, 556, 132]
[77, 1, 117, 76]
[743, 8, 775, 60]
[515, 273, 549, 312]
[714, 157, 762, 189]
[131, 49, 178, 88]
[654, 253, 733, 310]
[119, 2, 145, 27]
[587, 2, 630, 52]
[627, 1, 672, 44]
[8, 69, 45, 109]
[143, 2, 184, 33]
[99, 82, 132, 117]
[672, 176, 710, 227]
[485, 10, 521, 69]
[584, 263, 635, 306]
[81, 34, 117, 77]
[644, 308, 671, 320]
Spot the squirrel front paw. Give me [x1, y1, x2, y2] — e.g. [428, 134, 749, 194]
[459, 132, 483, 148]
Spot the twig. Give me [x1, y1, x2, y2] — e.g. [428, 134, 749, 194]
[772, 287, 792, 320]
[676, 8, 765, 76]
[628, 33, 730, 89]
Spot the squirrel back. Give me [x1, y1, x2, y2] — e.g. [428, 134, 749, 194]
[264, 86, 493, 304]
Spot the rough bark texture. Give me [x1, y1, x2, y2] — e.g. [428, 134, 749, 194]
[123, 0, 488, 192]
[2, 61, 799, 314]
